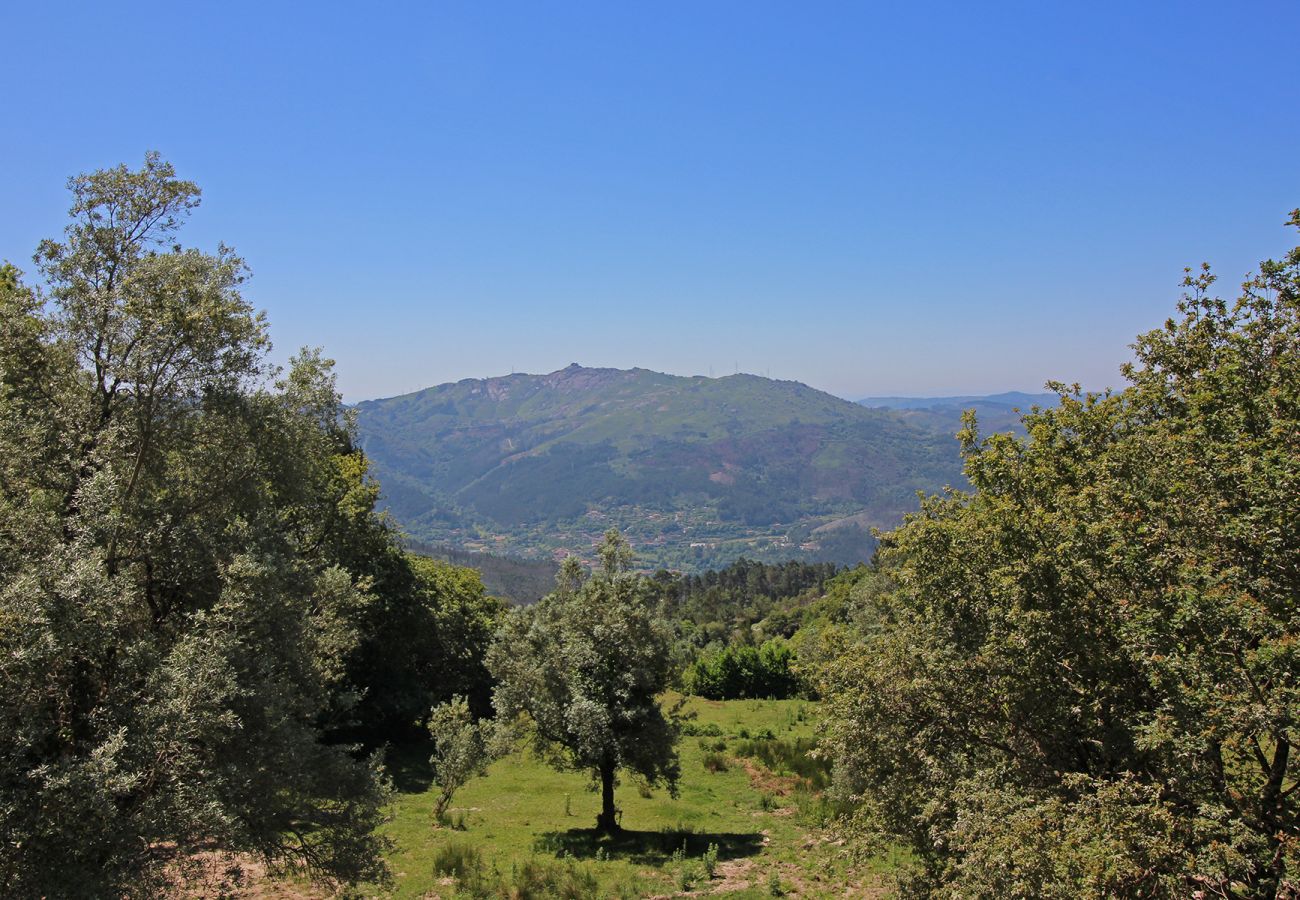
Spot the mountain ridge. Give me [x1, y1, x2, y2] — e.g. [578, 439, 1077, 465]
[355, 365, 972, 571]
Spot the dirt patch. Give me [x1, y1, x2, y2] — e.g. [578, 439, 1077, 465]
[737, 756, 807, 799]
[712, 857, 758, 892]
[169, 851, 332, 899]
[768, 859, 891, 899]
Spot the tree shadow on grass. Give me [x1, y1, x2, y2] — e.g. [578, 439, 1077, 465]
[536, 827, 764, 866]
[382, 739, 436, 795]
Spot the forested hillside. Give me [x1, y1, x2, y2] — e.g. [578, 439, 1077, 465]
[355, 365, 965, 569]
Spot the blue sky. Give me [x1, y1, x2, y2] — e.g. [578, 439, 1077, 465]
[3, 2, 1297, 401]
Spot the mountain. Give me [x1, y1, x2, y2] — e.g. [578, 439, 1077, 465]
[858, 391, 1057, 411]
[354, 365, 968, 571]
[858, 391, 1057, 436]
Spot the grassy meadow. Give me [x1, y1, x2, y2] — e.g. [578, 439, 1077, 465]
[369, 696, 898, 898]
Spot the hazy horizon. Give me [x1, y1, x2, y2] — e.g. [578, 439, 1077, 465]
[350, 360, 1068, 406]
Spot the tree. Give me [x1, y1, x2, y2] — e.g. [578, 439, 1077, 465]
[818, 212, 1300, 897]
[487, 530, 680, 832]
[427, 695, 501, 820]
[0, 155, 395, 895]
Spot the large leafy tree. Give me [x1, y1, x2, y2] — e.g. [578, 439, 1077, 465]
[488, 530, 680, 832]
[0, 155, 400, 895]
[820, 213, 1300, 898]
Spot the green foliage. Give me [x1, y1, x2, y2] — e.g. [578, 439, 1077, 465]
[686, 638, 801, 700]
[433, 840, 485, 880]
[509, 856, 601, 899]
[670, 840, 699, 890]
[702, 841, 720, 879]
[667, 838, 721, 890]
[0, 156, 400, 895]
[428, 695, 503, 820]
[433, 842, 606, 900]
[654, 557, 836, 646]
[819, 213, 1300, 897]
[408, 556, 505, 720]
[487, 530, 680, 832]
[406, 539, 558, 605]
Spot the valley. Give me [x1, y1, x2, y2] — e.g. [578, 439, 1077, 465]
[356, 365, 1025, 571]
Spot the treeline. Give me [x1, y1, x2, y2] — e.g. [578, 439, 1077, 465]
[684, 638, 798, 700]
[651, 557, 835, 640]
[405, 539, 558, 605]
[645, 557, 838, 701]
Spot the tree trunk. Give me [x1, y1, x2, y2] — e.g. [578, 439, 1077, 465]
[595, 756, 619, 832]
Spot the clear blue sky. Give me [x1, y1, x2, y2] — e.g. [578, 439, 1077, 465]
[3, 2, 1297, 401]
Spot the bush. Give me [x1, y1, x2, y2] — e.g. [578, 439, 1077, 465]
[702, 842, 720, 879]
[702, 751, 729, 773]
[792, 786, 853, 828]
[686, 639, 801, 700]
[670, 841, 703, 892]
[433, 841, 484, 881]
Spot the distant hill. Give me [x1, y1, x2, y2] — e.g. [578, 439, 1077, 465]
[355, 365, 968, 571]
[858, 391, 1057, 411]
[858, 391, 1057, 437]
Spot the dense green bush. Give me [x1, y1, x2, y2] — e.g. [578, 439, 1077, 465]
[686, 638, 800, 699]
[820, 215, 1300, 897]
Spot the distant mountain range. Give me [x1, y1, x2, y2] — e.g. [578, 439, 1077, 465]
[859, 391, 1057, 411]
[858, 391, 1058, 437]
[355, 366, 1040, 572]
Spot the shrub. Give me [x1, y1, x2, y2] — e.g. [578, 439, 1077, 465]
[670, 841, 702, 892]
[514, 857, 600, 899]
[433, 841, 483, 881]
[686, 639, 801, 700]
[702, 842, 720, 879]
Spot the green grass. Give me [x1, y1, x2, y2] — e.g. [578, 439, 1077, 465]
[370, 696, 894, 898]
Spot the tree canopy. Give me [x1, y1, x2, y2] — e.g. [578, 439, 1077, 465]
[487, 530, 680, 832]
[819, 212, 1300, 898]
[0, 154, 480, 895]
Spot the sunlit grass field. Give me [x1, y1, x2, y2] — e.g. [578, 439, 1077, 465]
[373, 696, 900, 898]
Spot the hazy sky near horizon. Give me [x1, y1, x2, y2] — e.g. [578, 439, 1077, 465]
[4, 2, 1298, 402]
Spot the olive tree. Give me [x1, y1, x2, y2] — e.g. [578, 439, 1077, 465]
[427, 694, 504, 820]
[487, 530, 680, 832]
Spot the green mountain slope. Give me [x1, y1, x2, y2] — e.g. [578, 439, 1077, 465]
[355, 365, 967, 570]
